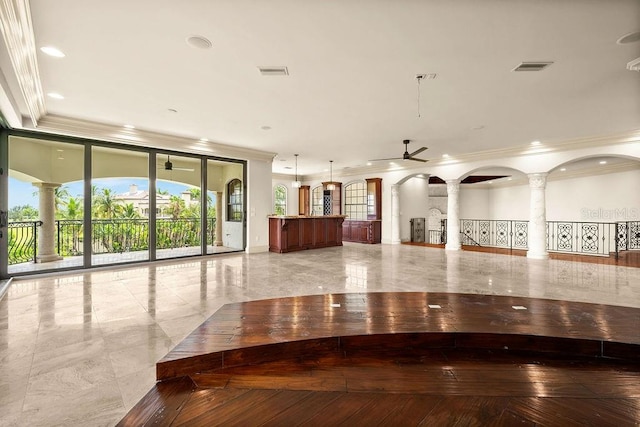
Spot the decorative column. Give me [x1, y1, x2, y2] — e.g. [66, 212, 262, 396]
[391, 184, 400, 244]
[215, 191, 223, 246]
[33, 182, 63, 263]
[423, 174, 430, 242]
[445, 180, 461, 251]
[527, 173, 549, 259]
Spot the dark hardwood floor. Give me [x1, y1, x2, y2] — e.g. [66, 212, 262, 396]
[118, 293, 640, 426]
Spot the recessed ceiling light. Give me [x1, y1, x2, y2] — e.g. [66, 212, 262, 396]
[531, 140, 541, 146]
[507, 177, 512, 181]
[488, 181, 493, 184]
[261, 125, 272, 130]
[123, 124, 135, 129]
[617, 31, 640, 44]
[186, 35, 212, 49]
[560, 168, 567, 171]
[284, 166, 292, 170]
[366, 162, 372, 166]
[47, 92, 64, 99]
[599, 160, 607, 165]
[40, 46, 65, 57]
[199, 138, 208, 142]
[442, 154, 450, 158]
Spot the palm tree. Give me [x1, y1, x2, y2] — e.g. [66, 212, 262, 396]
[93, 188, 123, 219]
[54, 186, 71, 212]
[166, 195, 185, 220]
[64, 197, 83, 220]
[121, 203, 141, 219]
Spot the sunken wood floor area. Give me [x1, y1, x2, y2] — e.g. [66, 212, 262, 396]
[118, 292, 640, 426]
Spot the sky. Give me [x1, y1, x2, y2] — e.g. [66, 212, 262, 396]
[8, 177, 207, 208]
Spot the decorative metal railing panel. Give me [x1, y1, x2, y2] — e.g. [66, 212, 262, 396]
[8, 218, 217, 265]
[459, 219, 529, 249]
[7, 221, 42, 264]
[615, 221, 640, 252]
[546, 221, 616, 256]
[428, 230, 443, 244]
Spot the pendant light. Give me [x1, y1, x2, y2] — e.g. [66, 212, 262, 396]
[327, 160, 336, 191]
[292, 154, 301, 188]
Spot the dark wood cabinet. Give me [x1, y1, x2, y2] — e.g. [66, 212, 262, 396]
[342, 220, 381, 244]
[269, 216, 346, 253]
[366, 178, 382, 220]
[298, 185, 310, 216]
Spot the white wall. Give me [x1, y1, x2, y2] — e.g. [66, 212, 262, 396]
[459, 188, 490, 219]
[487, 169, 640, 222]
[546, 169, 640, 222]
[246, 159, 272, 253]
[399, 177, 429, 241]
[489, 185, 530, 220]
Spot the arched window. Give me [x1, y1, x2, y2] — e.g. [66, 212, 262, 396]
[274, 184, 287, 215]
[344, 180, 367, 220]
[311, 185, 323, 216]
[227, 179, 243, 221]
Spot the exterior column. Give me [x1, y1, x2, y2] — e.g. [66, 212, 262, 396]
[527, 173, 549, 259]
[445, 180, 461, 251]
[391, 184, 400, 244]
[215, 191, 223, 246]
[34, 182, 63, 263]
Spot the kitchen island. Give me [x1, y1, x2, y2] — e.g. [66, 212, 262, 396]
[268, 215, 346, 253]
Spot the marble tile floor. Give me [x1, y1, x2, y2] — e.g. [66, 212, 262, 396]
[7, 245, 240, 275]
[1, 242, 639, 426]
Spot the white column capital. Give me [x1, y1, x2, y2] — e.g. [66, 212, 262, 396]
[527, 173, 548, 189]
[446, 179, 460, 195]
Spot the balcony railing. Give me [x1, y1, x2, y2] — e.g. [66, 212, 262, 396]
[8, 218, 216, 265]
[448, 219, 640, 258]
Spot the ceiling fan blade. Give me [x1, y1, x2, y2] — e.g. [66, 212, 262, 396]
[172, 166, 195, 172]
[409, 146, 428, 157]
[409, 157, 429, 163]
[368, 157, 403, 162]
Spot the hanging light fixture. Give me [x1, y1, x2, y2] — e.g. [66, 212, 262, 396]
[327, 160, 336, 191]
[292, 154, 301, 188]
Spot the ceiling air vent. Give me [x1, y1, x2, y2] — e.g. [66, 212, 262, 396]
[512, 62, 554, 72]
[258, 66, 289, 76]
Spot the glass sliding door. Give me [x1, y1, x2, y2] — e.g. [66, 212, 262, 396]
[7, 136, 84, 275]
[156, 153, 202, 260]
[207, 159, 245, 254]
[91, 146, 149, 266]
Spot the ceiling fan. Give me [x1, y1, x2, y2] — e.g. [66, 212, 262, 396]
[159, 155, 194, 172]
[370, 140, 428, 163]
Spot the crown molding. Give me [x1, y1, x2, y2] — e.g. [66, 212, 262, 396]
[430, 130, 640, 167]
[0, 0, 45, 125]
[28, 114, 277, 163]
[469, 161, 640, 189]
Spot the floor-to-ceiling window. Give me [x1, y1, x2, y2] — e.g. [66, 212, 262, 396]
[7, 136, 84, 274]
[91, 146, 149, 266]
[1, 130, 246, 278]
[156, 153, 202, 260]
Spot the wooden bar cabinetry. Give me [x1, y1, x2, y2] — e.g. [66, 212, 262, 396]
[269, 215, 346, 253]
[342, 220, 382, 244]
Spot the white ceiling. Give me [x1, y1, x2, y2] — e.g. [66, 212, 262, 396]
[4, 0, 640, 176]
